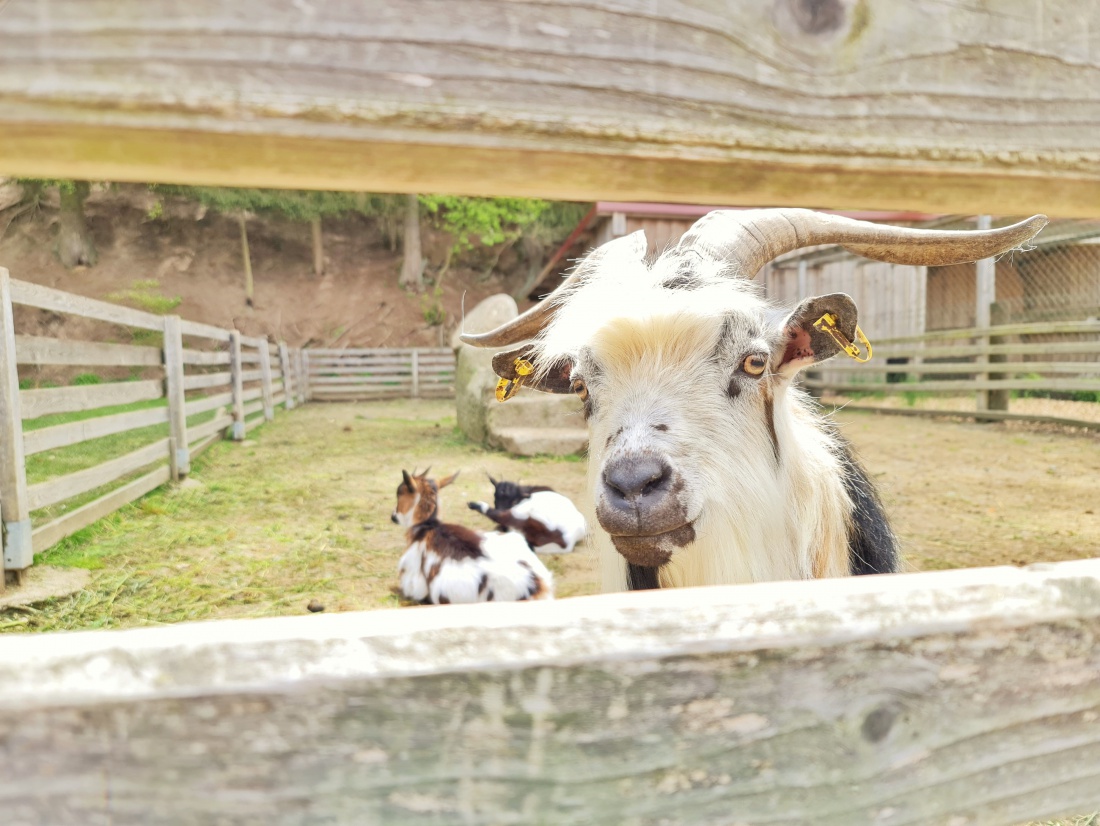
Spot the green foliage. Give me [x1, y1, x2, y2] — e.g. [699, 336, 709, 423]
[145, 199, 163, 221]
[420, 285, 446, 327]
[153, 185, 375, 221]
[71, 373, 104, 386]
[419, 195, 549, 251]
[107, 279, 182, 315]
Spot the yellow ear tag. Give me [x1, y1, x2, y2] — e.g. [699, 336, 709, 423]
[812, 313, 873, 363]
[495, 358, 535, 402]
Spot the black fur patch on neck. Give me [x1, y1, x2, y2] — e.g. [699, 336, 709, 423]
[492, 480, 555, 510]
[763, 394, 780, 463]
[626, 562, 662, 591]
[833, 439, 900, 575]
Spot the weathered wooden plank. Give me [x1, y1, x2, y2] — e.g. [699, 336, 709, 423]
[229, 331, 245, 441]
[162, 315, 189, 480]
[186, 414, 233, 446]
[14, 335, 162, 368]
[308, 348, 451, 357]
[806, 361, 1100, 376]
[0, 269, 32, 573]
[239, 335, 268, 350]
[181, 371, 232, 392]
[827, 404, 1100, 432]
[242, 400, 265, 418]
[8, 279, 162, 331]
[876, 321, 1100, 346]
[19, 380, 164, 420]
[241, 387, 264, 404]
[26, 438, 170, 511]
[3, 3, 1100, 215]
[1, 561, 1100, 824]
[871, 341, 1100, 360]
[309, 365, 453, 376]
[182, 392, 234, 418]
[180, 349, 230, 366]
[239, 369, 264, 384]
[309, 376, 415, 386]
[277, 342, 295, 411]
[23, 406, 169, 456]
[30, 465, 171, 553]
[803, 378, 1100, 393]
[177, 319, 231, 342]
[258, 345, 275, 421]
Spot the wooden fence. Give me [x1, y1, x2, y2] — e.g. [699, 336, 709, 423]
[0, 268, 307, 584]
[4, 2, 1100, 823]
[805, 319, 1100, 428]
[307, 348, 455, 401]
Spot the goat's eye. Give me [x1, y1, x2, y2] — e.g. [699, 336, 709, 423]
[742, 354, 767, 377]
[571, 378, 589, 401]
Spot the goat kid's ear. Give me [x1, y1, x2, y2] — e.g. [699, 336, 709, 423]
[401, 469, 414, 489]
[491, 346, 575, 395]
[773, 293, 860, 378]
[438, 470, 460, 489]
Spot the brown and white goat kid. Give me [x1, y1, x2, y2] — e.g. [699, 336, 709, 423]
[467, 475, 587, 554]
[461, 209, 1047, 593]
[391, 469, 554, 604]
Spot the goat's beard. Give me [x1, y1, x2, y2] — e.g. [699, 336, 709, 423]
[607, 522, 697, 567]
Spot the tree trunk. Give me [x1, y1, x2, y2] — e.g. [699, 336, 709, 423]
[399, 194, 423, 291]
[237, 212, 254, 306]
[57, 181, 97, 268]
[310, 216, 324, 277]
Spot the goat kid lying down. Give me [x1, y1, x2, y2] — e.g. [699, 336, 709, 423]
[468, 475, 587, 554]
[391, 469, 554, 604]
[461, 209, 1048, 592]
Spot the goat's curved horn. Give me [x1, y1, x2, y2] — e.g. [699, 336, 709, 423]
[458, 270, 583, 348]
[676, 209, 1048, 278]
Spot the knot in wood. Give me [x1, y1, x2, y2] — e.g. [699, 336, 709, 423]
[861, 704, 898, 743]
[786, 0, 845, 34]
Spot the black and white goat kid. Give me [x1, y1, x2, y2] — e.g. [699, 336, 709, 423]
[467, 475, 587, 554]
[391, 469, 553, 604]
[460, 209, 1047, 592]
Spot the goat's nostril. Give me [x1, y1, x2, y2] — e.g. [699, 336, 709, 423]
[603, 456, 671, 502]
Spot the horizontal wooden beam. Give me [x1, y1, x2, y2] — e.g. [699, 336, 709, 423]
[1, 560, 1099, 823]
[1, 2, 1099, 215]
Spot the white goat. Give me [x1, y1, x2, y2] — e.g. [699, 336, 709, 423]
[462, 209, 1047, 592]
[391, 469, 554, 603]
[467, 475, 587, 554]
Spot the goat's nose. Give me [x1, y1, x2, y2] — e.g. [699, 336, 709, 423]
[603, 455, 672, 505]
[390, 512, 399, 524]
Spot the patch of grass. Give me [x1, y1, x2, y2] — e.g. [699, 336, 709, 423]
[71, 372, 104, 385]
[1, 400, 595, 634]
[107, 279, 182, 315]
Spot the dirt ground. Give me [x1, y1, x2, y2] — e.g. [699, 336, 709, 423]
[0, 184, 521, 353]
[5, 399, 1098, 634]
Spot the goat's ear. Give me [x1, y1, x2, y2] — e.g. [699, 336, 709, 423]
[491, 346, 575, 395]
[487, 473, 498, 488]
[438, 470, 460, 489]
[401, 469, 414, 489]
[773, 293, 860, 378]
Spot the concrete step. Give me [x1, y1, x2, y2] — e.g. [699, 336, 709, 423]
[490, 427, 589, 457]
[487, 392, 585, 431]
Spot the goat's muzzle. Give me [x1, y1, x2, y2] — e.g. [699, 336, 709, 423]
[596, 453, 695, 567]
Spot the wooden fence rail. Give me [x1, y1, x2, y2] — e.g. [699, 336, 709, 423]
[1, 559, 1099, 824]
[805, 318, 1100, 428]
[0, 268, 302, 586]
[307, 348, 455, 401]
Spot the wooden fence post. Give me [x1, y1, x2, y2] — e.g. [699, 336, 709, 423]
[410, 349, 420, 399]
[258, 342, 275, 421]
[300, 350, 310, 402]
[162, 315, 190, 480]
[278, 342, 295, 410]
[974, 214, 997, 413]
[229, 331, 246, 440]
[0, 269, 32, 580]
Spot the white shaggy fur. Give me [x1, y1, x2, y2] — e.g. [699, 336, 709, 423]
[531, 232, 854, 592]
[397, 531, 554, 604]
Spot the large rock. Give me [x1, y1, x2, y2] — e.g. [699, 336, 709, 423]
[454, 294, 588, 455]
[454, 295, 519, 446]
